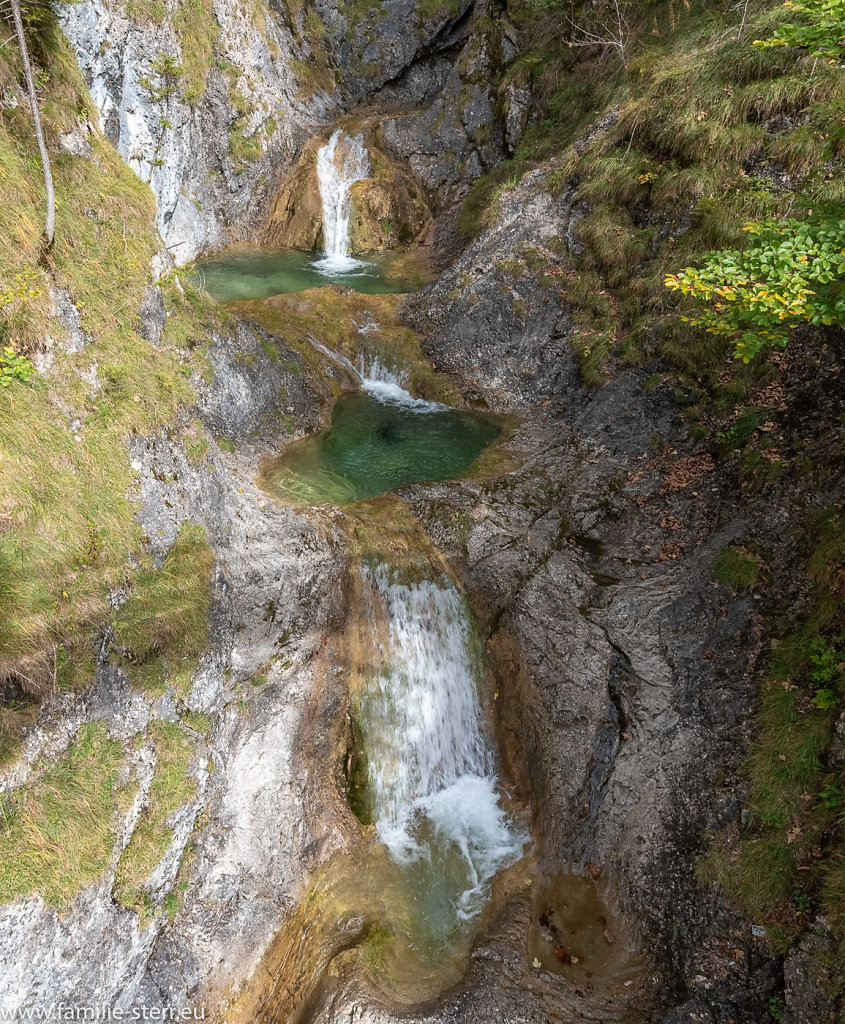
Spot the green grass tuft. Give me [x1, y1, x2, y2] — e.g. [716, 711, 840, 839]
[713, 545, 761, 592]
[112, 523, 214, 691]
[0, 722, 125, 905]
[114, 720, 197, 917]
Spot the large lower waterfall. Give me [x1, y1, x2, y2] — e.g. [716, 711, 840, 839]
[358, 564, 525, 933]
[315, 129, 371, 272]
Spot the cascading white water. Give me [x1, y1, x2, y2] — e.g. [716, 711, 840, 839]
[315, 129, 371, 273]
[359, 564, 525, 925]
[307, 335, 447, 412]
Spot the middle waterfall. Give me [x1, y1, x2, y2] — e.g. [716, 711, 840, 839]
[315, 129, 371, 272]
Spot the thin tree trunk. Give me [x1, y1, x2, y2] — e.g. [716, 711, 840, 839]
[10, 0, 54, 249]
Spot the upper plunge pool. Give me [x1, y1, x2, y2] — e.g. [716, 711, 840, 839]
[192, 247, 428, 301]
[195, 130, 430, 300]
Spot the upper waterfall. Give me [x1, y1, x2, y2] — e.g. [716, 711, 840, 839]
[315, 129, 371, 272]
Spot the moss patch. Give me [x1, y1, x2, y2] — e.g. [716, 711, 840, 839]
[701, 507, 845, 962]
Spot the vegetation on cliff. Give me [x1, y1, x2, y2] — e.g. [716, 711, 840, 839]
[0, 9, 219, 763]
[463, 0, 845, 988]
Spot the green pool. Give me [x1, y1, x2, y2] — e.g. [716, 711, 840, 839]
[193, 248, 424, 301]
[261, 388, 500, 504]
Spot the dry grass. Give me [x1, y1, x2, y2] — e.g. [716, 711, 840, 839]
[112, 522, 215, 693]
[0, 17, 223, 752]
[465, 0, 844, 389]
[0, 721, 125, 905]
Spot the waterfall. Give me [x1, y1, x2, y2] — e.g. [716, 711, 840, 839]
[315, 129, 371, 272]
[359, 565, 525, 924]
[307, 336, 447, 412]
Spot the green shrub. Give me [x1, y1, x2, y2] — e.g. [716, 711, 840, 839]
[754, 0, 845, 61]
[666, 211, 845, 362]
[0, 345, 35, 387]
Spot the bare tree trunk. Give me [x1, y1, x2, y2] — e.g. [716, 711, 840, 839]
[735, 0, 751, 40]
[10, 0, 54, 249]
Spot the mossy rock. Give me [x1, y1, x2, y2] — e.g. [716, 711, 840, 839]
[347, 168, 430, 251]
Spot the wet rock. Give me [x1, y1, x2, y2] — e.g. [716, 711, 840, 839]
[395, 167, 795, 1022]
[195, 320, 324, 441]
[503, 78, 532, 152]
[319, 0, 475, 103]
[405, 172, 578, 407]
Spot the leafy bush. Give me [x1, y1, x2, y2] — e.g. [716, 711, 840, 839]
[0, 345, 35, 387]
[754, 0, 845, 62]
[666, 210, 845, 361]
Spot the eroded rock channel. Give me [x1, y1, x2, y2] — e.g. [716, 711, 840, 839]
[199, 130, 645, 1020]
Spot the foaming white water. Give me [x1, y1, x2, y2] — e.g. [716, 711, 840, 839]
[314, 130, 371, 273]
[358, 351, 448, 411]
[361, 379, 446, 411]
[360, 565, 525, 921]
[307, 337, 447, 412]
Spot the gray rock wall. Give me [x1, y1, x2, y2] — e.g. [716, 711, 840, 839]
[61, 0, 321, 262]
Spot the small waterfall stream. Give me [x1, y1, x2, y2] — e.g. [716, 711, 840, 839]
[315, 129, 371, 272]
[307, 335, 447, 411]
[357, 565, 525, 939]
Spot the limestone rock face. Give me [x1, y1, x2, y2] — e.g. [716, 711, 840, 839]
[0, 289, 349, 1018]
[264, 132, 431, 253]
[348, 171, 431, 251]
[60, 0, 499, 264]
[263, 139, 326, 252]
[60, 0, 316, 264]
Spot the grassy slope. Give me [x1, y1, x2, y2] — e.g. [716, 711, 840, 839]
[464, 0, 845, 986]
[0, 16, 226, 716]
[0, 721, 125, 905]
[0, 12, 219, 911]
[114, 720, 198, 919]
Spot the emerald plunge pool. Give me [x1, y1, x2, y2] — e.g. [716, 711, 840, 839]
[261, 388, 501, 505]
[193, 247, 425, 301]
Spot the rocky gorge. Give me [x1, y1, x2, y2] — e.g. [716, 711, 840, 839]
[0, 1, 843, 1023]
